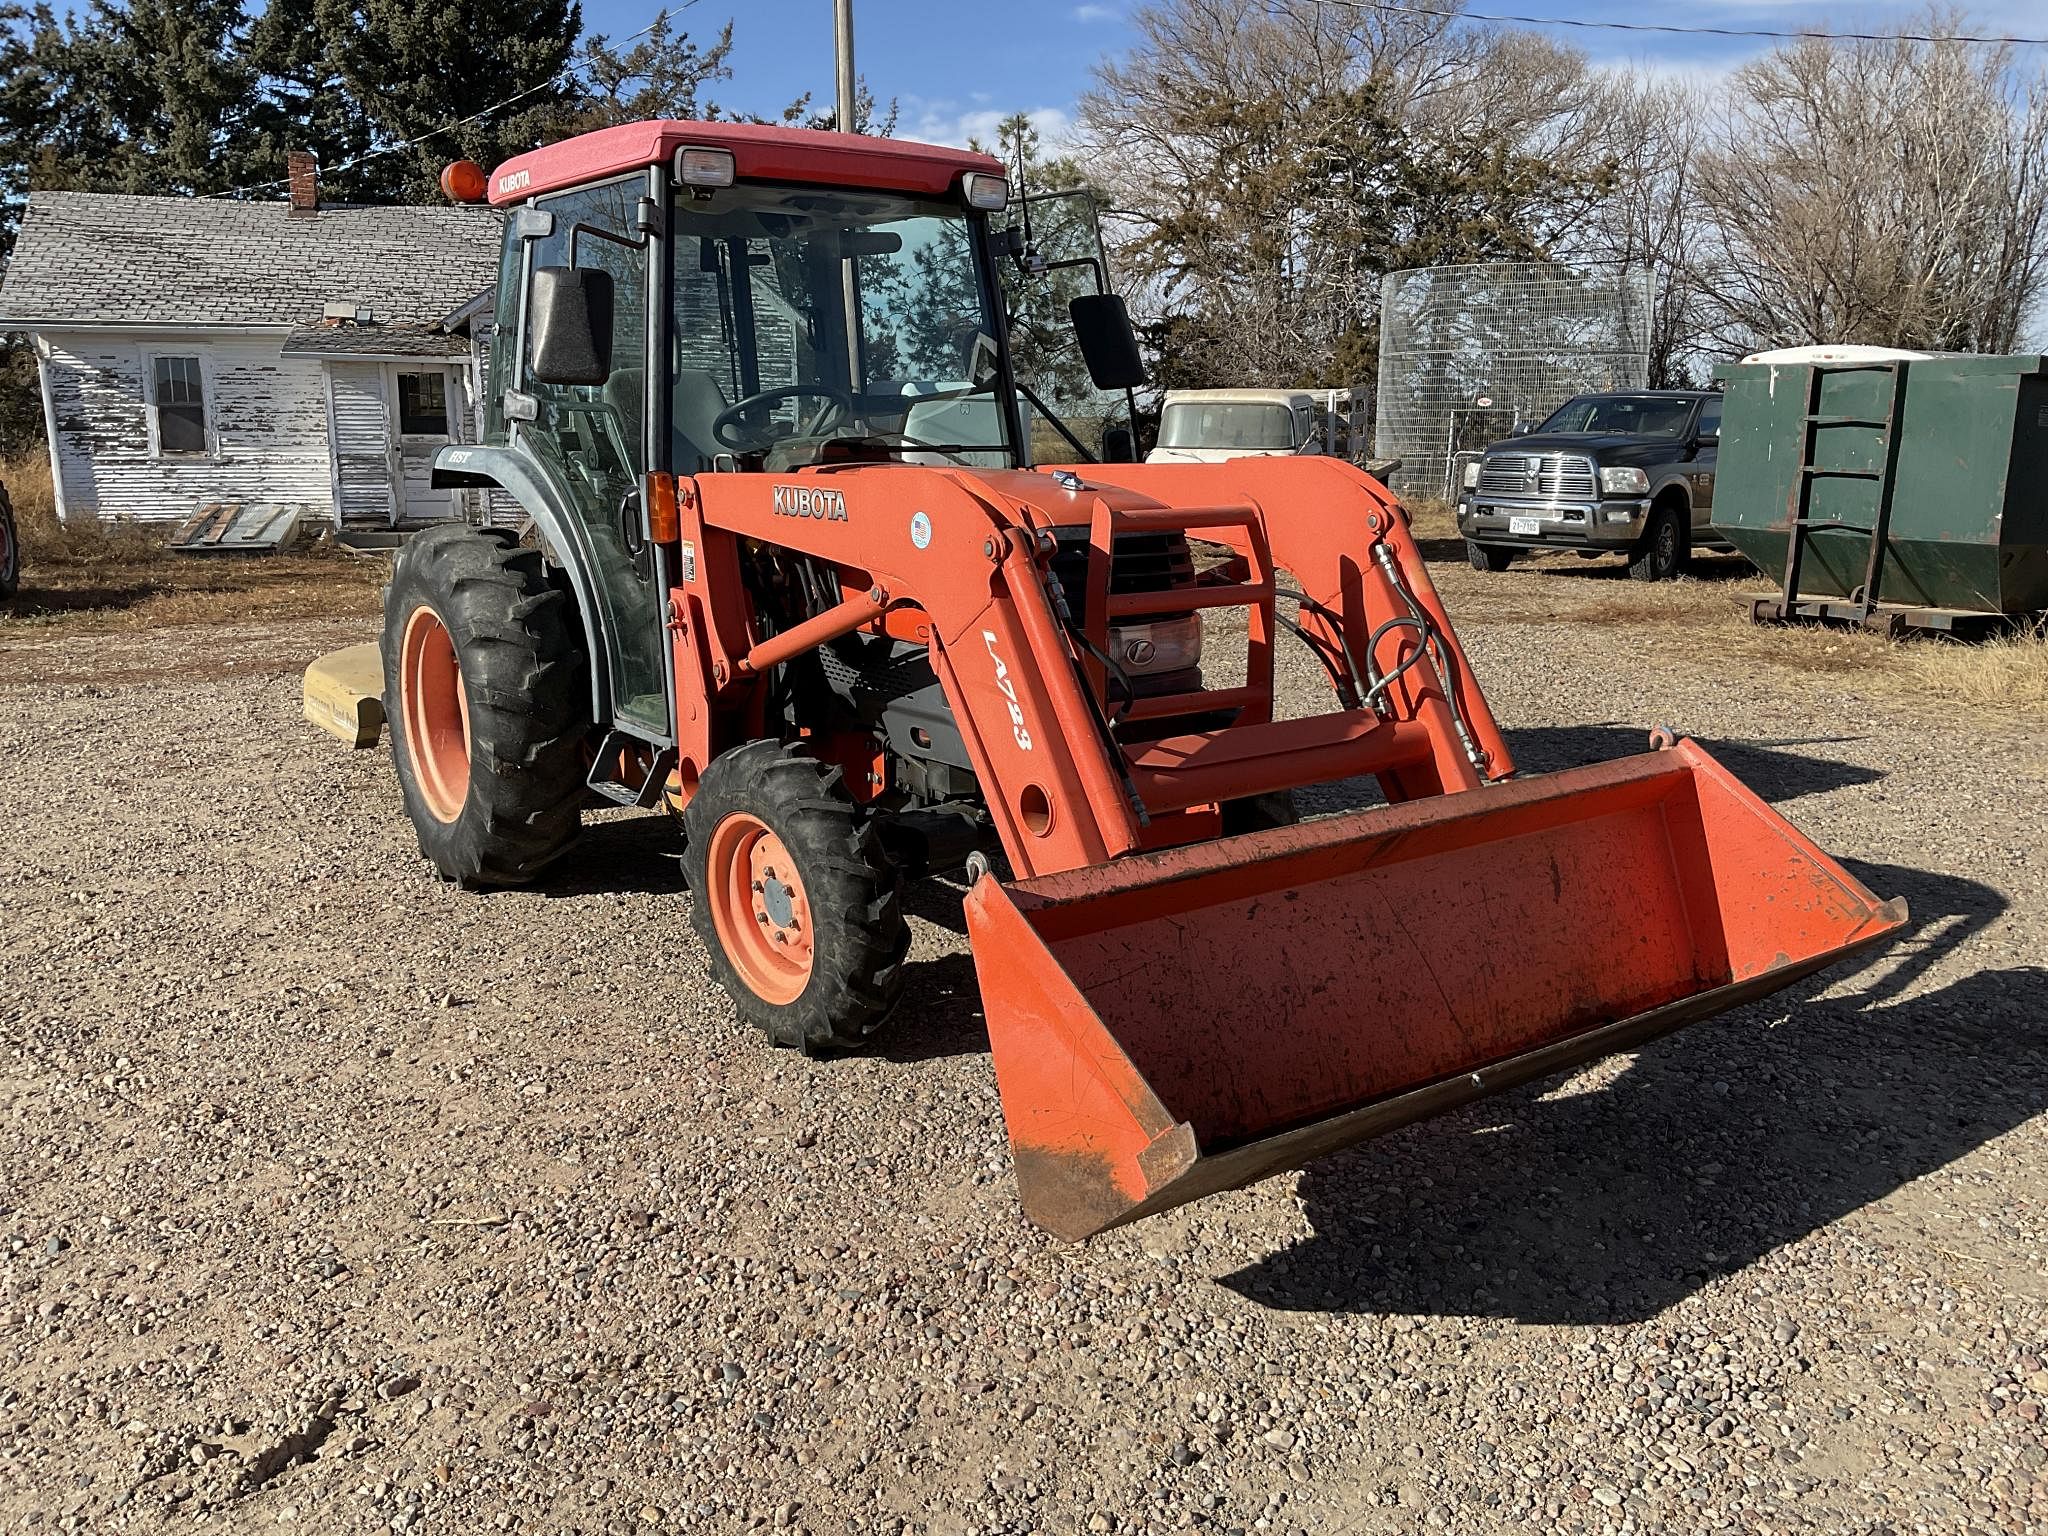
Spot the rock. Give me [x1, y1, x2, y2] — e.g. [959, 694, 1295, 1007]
[377, 1375, 421, 1402]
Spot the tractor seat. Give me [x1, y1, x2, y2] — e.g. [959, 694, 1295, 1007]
[674, 368, 731, 472]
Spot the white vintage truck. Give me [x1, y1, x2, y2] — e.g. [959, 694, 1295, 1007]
[1145, 387, 1360, 464]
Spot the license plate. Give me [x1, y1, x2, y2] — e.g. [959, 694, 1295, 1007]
[1509, 515, 1543, 536]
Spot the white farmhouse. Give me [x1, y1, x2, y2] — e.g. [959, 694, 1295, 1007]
[0, 155, 504, 536]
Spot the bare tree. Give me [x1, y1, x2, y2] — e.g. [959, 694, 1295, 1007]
[1564, 69, 1710, 385]
[1076, 0, 1615, 390]
[1693, 13, 2048, 353]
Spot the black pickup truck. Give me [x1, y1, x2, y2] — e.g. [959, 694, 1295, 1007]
[1455, 390, 1725, 581]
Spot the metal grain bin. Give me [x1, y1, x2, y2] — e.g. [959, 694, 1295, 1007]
[1711, 352, 2048, 625]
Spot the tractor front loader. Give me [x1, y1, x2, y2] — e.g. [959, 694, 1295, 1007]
[383, 121, 1907, 1239]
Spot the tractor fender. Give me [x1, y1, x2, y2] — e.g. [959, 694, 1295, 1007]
[430, 443, 615, 720]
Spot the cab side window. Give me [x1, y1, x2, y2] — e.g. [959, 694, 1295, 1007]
[1694, 396, 1722, 442]
[524, 181, 650, 491]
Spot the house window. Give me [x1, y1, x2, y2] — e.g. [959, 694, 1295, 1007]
[397, 371, 449, 436]
[151, 355, 208, 455]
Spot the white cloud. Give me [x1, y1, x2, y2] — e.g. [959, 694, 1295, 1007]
[904, 101, 1078, 155]
[1073, 3, 1118, 21]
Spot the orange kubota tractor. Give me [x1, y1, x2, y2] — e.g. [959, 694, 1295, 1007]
[387, 122, 1907, 1240]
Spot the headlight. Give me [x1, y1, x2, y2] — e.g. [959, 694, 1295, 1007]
[1109, 613, 1203, 676]
[1599, 465, 1650, 496]
[1462, 460, 1482, 489]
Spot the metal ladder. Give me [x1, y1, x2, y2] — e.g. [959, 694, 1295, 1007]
[1763, 359, 1910, 626]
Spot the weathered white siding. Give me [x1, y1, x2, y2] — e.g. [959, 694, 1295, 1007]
[40, 330, 333, 525]
[327, 363, 393, 525]
[469, 321, 524, 526]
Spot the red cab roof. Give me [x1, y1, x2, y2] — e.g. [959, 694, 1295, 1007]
[487, 119, 1003, 207]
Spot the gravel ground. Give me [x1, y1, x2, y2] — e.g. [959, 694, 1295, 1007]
[1, 554, 2044, 1536]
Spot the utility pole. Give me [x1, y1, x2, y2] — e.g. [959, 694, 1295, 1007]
[834, 0, 856, 132]
[834, 0, 861, 384]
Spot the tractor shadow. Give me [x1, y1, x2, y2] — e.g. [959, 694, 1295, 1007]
[879, 880, 990, 1064]
[1505, 725, 1884, 803]
[541, 811, 690, 898]
[1219, 858, 2037, 1325]
[1294, 730, 1882, 822]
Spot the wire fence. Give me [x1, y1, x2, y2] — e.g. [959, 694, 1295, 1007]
[1376, 262, 1653, 499]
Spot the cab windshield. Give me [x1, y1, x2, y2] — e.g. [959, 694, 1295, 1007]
[1158, 401, 1296, 451]
[1537, 395, 1695, 437]
[671, 184, 1016, 471]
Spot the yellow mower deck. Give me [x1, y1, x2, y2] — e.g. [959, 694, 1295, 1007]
[303, 642, 384, 748]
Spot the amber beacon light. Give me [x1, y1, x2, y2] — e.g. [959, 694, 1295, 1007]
[439, 160, 489, 204]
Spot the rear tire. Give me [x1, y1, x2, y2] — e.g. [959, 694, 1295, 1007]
[0, 482, 18, 598]
[1466, 539, 1515, 573]
[683, 741, 909, 1055]
[382, 524, 590, 887]
[1629, 502, 1688, 582]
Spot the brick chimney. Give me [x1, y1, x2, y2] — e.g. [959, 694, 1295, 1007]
[287, 151, 318, 216]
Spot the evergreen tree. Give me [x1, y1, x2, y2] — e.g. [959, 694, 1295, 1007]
[570, 12, 736, 131]
[241, 0, 376, 200]
[305, 0, 581, 202]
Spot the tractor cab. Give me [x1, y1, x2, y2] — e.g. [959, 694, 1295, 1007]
[448, 121, 1141, 740]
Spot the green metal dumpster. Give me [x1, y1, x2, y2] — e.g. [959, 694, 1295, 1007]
[1711, 352, 2048, 629]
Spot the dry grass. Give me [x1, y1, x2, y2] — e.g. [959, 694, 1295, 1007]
[1, 449, 384, 634]
[1896, 618, 2048, 712]
[1394, 490, 2046, 718]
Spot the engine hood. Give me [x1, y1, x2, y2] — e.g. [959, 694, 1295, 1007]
[1488, 433, 1677, 460]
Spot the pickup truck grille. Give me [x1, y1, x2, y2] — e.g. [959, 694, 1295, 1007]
[1477, 452, 1598, 501]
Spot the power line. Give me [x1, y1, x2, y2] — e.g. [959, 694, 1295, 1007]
[215, 0, 702, 199]
[1316, 0, 2048, 48]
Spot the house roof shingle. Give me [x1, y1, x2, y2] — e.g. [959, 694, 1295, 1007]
[281, 323, 473, 359]
[0, 191, 504, 329]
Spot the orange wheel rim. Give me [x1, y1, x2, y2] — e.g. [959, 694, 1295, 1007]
[704, 812, 814, 1005]
[399, 605, 471, 824]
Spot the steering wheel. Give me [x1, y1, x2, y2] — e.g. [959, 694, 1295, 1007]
[713, 384, 855, 452]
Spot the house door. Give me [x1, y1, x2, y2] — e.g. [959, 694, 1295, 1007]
[390, 366, 458, 526]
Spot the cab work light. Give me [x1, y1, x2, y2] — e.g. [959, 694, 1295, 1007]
[963, 172, 1009, 210]
[675, 147, 736, 188]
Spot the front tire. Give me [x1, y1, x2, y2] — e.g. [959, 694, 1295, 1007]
[1629, 502, 1688, 582]
[382, 525, 590, 887]
[683, 741, 909, 1055]
[1466, 539, 1515, 573]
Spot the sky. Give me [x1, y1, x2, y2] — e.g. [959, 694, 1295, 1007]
[575, 0, 2048, 150]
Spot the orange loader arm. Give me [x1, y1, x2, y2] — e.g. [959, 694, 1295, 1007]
[673, 456, 1513, 879]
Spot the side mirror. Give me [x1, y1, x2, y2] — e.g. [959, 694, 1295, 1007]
[1510, 420, 1534, 437]
[1069, 293, 1145, 390]
[528, 266, 613, 385]
[1102, 424, 1136, 463]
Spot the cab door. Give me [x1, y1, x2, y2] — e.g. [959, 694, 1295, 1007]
[514, 178, 670, 740]
[1688, 395, 1721, 532]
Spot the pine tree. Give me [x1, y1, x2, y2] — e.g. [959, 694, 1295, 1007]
[570, 12, 735, 131]
[308, 0, 581, 202]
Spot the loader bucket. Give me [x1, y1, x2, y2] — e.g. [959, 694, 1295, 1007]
[963, 740, 1907, 1241]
